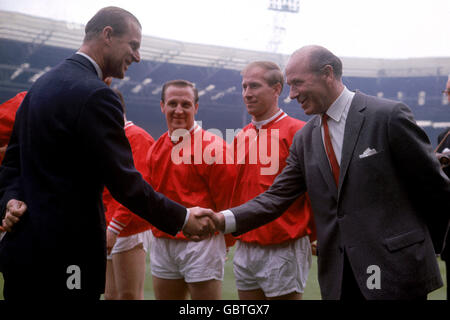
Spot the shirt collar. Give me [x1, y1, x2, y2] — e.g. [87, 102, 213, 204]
[251, 108, 284, 130]
[169, 121, 200, 144]
[324, 86, 354, 123]
[124, 121, 134, 129]
[76, 51, 103, 80]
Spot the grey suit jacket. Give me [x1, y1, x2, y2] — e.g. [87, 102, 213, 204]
[231, 91, 450, 299]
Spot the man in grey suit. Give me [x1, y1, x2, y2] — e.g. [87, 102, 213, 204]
[212, 45, 450, 300]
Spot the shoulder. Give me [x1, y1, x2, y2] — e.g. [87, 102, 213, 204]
[356, 91, 406, 113]
[146, 133, 169, 161]
[151, 133, 169, 151]
[126, 123, 155, 142]
[283, 115, 306, 126]
[37, 56, 109, 105]
[353, 91, 414, 126]
[293, 116, 317, 138]
[281, 115, 306, 134]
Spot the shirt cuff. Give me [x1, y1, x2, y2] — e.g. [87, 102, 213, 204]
[181, 208, 190, 230]
[0, 231, 5, 242]
[221, 209, 236, 234]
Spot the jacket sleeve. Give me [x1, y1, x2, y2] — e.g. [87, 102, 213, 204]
[108, 128, 155, 235]
[78, 88, 186, 236]
[0, 109, 24, 220]
[0, 145, 21, 220]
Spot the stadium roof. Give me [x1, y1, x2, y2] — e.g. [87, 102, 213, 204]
[1, 10, 450, 78]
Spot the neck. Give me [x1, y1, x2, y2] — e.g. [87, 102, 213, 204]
[252, 106, 280, 122]
[326, 82, 345, 109]
[168, 122, 196, 136]
[79, 43, 106, 79]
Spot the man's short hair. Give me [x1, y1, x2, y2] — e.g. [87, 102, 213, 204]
[161, 80, 199, 103]
[241, 61, 284, 92]
[307, 46, 343, 80]
[84, 6, 141, 42]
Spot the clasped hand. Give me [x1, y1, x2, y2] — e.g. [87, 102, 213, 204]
[436, 151, 450, 168]
[0, 199, 27, 232]
[182, 207, 225, 241]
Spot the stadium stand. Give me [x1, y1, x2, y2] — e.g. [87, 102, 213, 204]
[1, 11, 449, 145]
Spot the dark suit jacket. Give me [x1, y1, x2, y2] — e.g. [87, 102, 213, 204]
[437, 128, 450, 261]
[231, 91, 450, 299]
[437, 128, 450, 176]
[0, 54, 186, 297]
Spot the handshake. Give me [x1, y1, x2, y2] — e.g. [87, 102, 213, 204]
[182, 207, 226, 241]
[0, 200, 228, 243]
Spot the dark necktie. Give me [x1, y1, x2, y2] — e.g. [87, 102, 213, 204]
[322, 113, 340, 185]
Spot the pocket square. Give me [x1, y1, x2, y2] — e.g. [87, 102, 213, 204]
[359, 147, 378, 159]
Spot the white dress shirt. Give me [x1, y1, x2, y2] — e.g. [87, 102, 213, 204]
[222, 87, 355, 234]
[321, 86, 355, 166]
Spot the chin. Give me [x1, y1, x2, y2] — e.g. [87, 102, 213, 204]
[171, 123, 187, 130]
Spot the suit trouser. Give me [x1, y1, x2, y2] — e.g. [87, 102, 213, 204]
[340, 252, 365, 300]
[446, 259, 449, 300]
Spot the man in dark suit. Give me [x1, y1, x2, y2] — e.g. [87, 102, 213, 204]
[212, 45, 450, 299]
[0, 7, 214, 299]
[436, 76, 450, 299]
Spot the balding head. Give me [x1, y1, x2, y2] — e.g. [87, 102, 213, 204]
[285, 45, 345, 115]
[289, 45, 343, 80]
[84, 6, 141, 42]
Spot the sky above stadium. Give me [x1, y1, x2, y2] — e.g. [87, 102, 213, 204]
[1, 0, 449, 58]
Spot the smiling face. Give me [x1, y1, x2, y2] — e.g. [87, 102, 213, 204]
[286, 48, 344, 115]
[241, 66, 281, 121]
[104, 18, 141, 79]
[160, 85, 199, 133]
[285, 50, 335, 116]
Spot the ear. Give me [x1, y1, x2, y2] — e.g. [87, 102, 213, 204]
[322, 65, 334, 80]
[102, 26, 114, 45]
[194, 103, 199, 114]
[272, 82, 282, 97]
[160, 101, 165, 114]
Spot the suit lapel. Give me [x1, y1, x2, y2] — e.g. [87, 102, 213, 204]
[338, 92, 366, 194]
[312, 116, 338, 194]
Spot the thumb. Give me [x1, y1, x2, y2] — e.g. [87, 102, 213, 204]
[196, 208, 214, 218]
[12, 201, 27, 217]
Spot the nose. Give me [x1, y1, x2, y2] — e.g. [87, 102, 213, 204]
[289, 86, 299, 100]
[133, 49, 140, 63]
[242, 87, 252, 99]
[174, 104, 183, 114]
